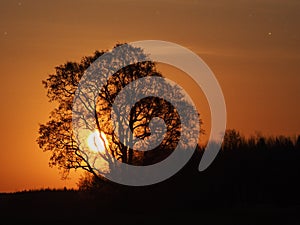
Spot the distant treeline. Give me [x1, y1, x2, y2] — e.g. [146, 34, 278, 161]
[3, 187, 77, 194]
[219, 129, 300, 152]
[176, 129, 300, 208]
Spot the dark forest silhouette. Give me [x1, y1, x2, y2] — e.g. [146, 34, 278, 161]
[1, 131, 300, 224]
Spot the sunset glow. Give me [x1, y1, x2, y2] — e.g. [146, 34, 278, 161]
[87, 130, 108, 154]
[0, 0, 299, 193]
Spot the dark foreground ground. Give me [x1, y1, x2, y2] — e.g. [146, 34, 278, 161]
[1, 144, 300, 225]
[1, 189, 299, 225]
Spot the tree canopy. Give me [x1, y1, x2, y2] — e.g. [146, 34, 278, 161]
[37, 43, 201, 181]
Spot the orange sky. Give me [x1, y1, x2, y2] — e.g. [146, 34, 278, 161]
[0, 0, 299, 193]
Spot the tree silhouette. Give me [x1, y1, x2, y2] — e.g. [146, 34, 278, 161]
[222, 129, 243, 151]
[37, 43, 201, 181]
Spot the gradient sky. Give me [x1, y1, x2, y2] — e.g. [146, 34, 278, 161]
[0, 0, 299, 192]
